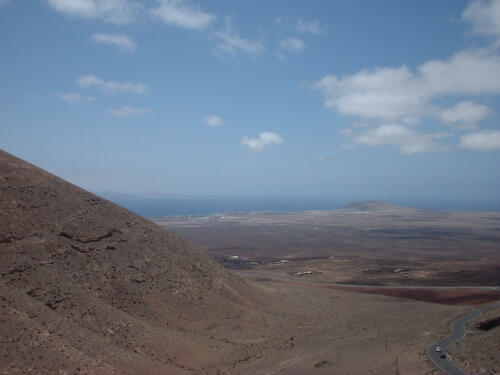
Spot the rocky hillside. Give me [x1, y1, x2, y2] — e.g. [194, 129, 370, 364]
[0, 150, 271, 374]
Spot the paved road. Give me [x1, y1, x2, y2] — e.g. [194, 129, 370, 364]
[427, 302, 500, 375]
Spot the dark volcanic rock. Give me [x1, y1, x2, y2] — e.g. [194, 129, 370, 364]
[0, 150, 266, 374]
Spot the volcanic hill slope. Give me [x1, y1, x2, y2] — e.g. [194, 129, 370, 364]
[0, 150, 281, 374]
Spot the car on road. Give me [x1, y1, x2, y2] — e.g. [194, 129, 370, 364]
[436, 346, 442, 352]
[440, 353, 447, 359]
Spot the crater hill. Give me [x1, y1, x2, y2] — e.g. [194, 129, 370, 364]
[342, 200, 416, 212]
[0, 150, 281, 374]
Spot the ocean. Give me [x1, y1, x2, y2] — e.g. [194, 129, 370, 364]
[105, 197, 350, 217]
[100, 196, 500, 217]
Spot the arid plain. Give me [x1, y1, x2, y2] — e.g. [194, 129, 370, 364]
[155, 202, 500, 374]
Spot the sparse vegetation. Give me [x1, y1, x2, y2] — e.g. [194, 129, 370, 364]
[314, 359, 330, 368]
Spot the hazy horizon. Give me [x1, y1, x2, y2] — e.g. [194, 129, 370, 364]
[98, 192, 500, 217]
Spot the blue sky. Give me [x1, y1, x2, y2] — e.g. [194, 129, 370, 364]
[1, 0, 500, 207]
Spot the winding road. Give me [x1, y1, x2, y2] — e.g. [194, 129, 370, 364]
[427, 302, 500, 375]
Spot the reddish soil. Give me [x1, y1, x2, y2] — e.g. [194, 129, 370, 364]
[330, 285, 500, 305]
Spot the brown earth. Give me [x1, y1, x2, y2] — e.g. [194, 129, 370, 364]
[329, 285, 500, 305]
[0, 150, 281, 374]
[156, 203, 500, 373]
[239, 276, 500, 305]
[156, 208, 500, 288]
[1, 149, 497, 374]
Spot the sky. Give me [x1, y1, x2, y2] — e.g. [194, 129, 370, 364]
[1, 0, 500, 208]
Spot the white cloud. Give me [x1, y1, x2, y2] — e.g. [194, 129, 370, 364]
[151, 0, 215, 30]
[314, 48, 500, 123]
[242, 132, 283, 152]
[277, 37, 306, 60]
[279, 37, 306, 53]
[296, 19, 327, 35]
[91, 33, 136, 52]
[315, 65, 426, 120]
[311, 2, 500, 154]
[402, 115, 421, 125]
[59, 92, 96, 103]
[212, 18, 265, 57]
[463, 0, 500, 37]
[354, 124, 451, 154]
[459, 130, 500, 151]
[418, 49, 500, 95]
[77, 75, 148, 94]
[46, 0, 139, 24]
[204, 115, 224, 127]
[107, 106, 152, 117]
[440, 101, 491, 130]
[47, 0, 218, 29]
[352, 121, 370, 128]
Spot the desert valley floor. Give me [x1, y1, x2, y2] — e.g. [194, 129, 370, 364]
[154, 204, 500, 374]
